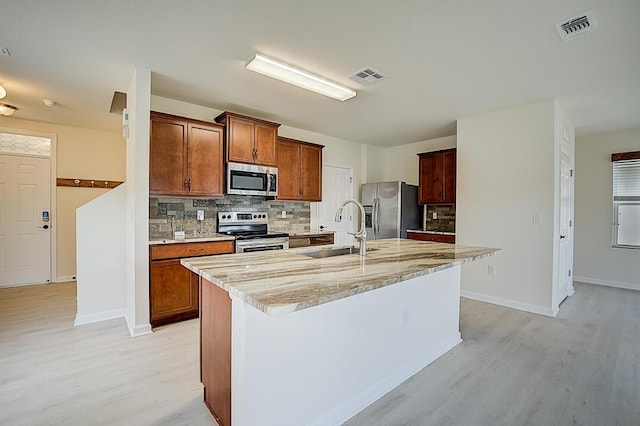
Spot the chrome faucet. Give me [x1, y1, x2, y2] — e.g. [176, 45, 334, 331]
[335, 199, 367, 256]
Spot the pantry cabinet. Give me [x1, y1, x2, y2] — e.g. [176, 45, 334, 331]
[418, 148, 456, 204]
[149, 112, 224, 197]
[277, 137, 323, 201]
[215, 111, 281, 167]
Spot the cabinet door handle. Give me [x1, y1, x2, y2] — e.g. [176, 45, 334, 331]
[188, 248, 204, 253]
[187, 177, 191, 191]
[184, 178, 188, 190]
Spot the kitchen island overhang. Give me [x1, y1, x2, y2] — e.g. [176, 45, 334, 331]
[183, 239, 499, 426]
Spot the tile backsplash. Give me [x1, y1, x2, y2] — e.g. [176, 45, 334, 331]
[149, 195, 310, 239]
[424, 204, 456, 233]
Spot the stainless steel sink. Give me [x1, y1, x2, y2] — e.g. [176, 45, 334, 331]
[301, 246, 377, 258]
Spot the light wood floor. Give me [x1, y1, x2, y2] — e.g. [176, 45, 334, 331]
[1, 282, 638, 426]
[347, 282, 640, 426]
[0, 282, 216, 426]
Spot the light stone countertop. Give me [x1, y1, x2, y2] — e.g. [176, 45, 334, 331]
[149, 234, 235, 245]
[182, 238, 499, 316]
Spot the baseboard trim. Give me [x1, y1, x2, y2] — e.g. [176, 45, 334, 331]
[74, 309, 124, 326]
[461, 290, 556, 317]
[310, 332, 462, 426]
[574, 276, 640, 291]
[125, 315, 153, 338]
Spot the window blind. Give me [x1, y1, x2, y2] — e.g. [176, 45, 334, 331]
[613, 159, 640, 199]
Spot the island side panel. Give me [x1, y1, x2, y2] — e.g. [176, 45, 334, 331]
[201, 278, 232, 426]
[231, 266, 462, 426]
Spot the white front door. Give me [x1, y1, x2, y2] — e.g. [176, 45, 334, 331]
[0, 154, 52, 287]
[312, 165, 354, 244]
[558, 149, 574, 302]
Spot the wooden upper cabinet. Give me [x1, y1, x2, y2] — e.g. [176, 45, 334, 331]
[187, 123, 224, 196]
[215, 111, 280, 167]
[149, 116, 187, 195]
[277, 137, 323, 201]
[418, 148, 456, 204]
[150, 112, 224, 197]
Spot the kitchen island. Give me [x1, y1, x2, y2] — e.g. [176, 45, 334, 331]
[182, 239, 499, 426]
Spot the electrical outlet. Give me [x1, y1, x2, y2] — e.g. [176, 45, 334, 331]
[533, 213, 542, 225]
[488, 265, 497, 276]
[432, 211, 438, 220]
[402, 308, 410, 327]
[197, 210, 205, 221]
[281, 210, 286, 218]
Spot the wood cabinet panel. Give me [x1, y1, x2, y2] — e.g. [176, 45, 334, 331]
[277, 139, 301, 200]
[226, 115, 255, 164]
[150, 240, 234, 260]
[150, 259, 198, 325]
[300, 143, 322, 201]
[254, 123, 278, 166]
[201, 278, 232, 426]
[407, 232, 455, 244]
[418, 148, 456, 204]
[277, 137, 323, 201]
[216, 111, 280, 167]
[187, 123, 224, 196]
[150, 112, 225, 197]
[149, 117, 186, 195]
[149, 240, 233, 327]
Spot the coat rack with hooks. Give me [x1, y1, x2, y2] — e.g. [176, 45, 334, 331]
[56, 178, 123, 189]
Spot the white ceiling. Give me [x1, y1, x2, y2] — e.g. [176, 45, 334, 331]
[1, 0, 638, 147]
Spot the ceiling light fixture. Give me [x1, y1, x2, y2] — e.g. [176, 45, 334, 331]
[245, 53, 356, 101]
[43, 99, 57, 107]
[0, 103, 17, 116]
[0, 84, 6, 99]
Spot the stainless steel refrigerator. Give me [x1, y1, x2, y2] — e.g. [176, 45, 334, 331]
[361, 181, 421, 239]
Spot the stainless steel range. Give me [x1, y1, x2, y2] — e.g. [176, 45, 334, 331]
[217, 211, 289, 253]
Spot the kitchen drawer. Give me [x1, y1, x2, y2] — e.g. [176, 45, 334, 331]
[150, 240, 234, 260]
[407, 232, 455, 244]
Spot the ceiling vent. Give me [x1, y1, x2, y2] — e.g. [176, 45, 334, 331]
[348, 67, 385, 86]
[556, 11, 598, 41]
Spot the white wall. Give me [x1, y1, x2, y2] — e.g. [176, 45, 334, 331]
[573, 128, 640, 290]
[457, 100, 559, 316]
[125, 68, 152, 337]
[383, 135, 457, 185]
[75, 184, 126, 325]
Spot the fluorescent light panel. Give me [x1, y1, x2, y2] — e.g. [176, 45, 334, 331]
[246, 53, 356, 101]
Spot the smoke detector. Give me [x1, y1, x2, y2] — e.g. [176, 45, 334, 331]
[348, 67, 385, 86]
[556, 11, 598, 41]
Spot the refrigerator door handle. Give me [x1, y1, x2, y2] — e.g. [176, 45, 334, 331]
[373, 197, 379, 239]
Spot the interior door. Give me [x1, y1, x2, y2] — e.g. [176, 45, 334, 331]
[0, 154, 51, 287]
[558, 149, 574, 303]
[313, 165, 354, 244]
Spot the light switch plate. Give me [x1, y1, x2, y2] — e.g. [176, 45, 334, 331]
[197, 210, 205, 221]
[432, 212, 438, 220]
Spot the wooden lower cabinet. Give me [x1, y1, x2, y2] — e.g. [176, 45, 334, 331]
[201, 278, 232, 426]
[407, 231, 455, 244]
[149, 240, 233, 326]
[150, 260, 199, 326]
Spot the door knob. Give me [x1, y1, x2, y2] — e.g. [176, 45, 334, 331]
[319, 225, 326, 230]
[39, 224, 49, 230]
[560, 235, 566, 239]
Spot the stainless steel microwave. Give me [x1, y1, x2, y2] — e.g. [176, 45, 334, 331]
[227, 162, 278, 197]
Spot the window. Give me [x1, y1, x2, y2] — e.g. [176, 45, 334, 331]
[612, 151, 640, 248]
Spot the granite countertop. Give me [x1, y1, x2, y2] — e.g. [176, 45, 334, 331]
[407, 230, 456, 236]
[149, 233, 235, 245]
[182, 238, 498, 316]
